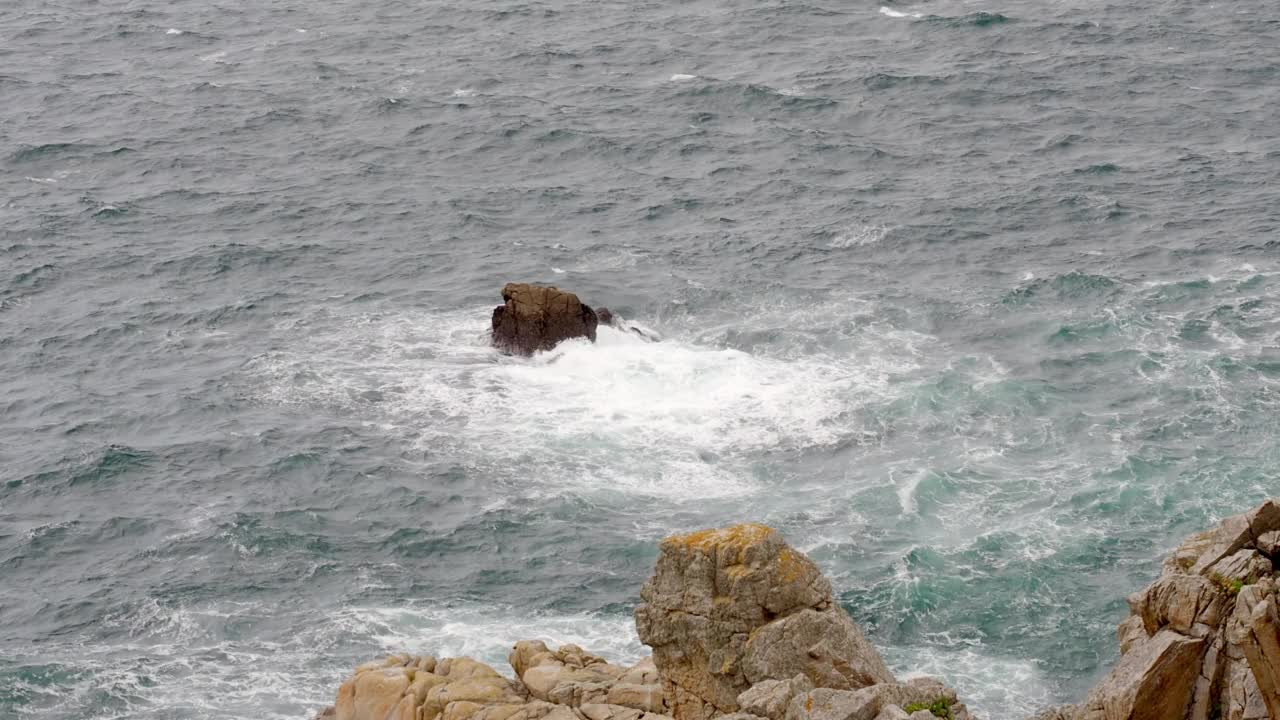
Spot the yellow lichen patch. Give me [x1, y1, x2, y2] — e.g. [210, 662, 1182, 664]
[774, 548, 813, 584]
[664, 524, 776, 555]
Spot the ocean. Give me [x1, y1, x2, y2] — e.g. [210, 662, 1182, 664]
[2, 0, 1278, 717]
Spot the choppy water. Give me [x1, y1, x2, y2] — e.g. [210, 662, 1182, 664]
[3, 0, 1279, 717]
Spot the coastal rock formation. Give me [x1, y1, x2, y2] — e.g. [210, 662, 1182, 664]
[319, 649, 667, 720]
[316, 522, 972, 720]
[634, 524, 895, 720]
[1040, 500, 1280, 720]
[491, 283, 598, 355]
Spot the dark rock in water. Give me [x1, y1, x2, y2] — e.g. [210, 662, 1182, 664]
[597, 307, 615, 326]
[491, 283, 598, 355]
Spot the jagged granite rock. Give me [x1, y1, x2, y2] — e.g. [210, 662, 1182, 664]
[1041, 499, 1280, 720]
[737, 676, 814, 720]
[491, 283, 598, 355]
[634, 524, 894, 720]
[780, 679, 973, 720]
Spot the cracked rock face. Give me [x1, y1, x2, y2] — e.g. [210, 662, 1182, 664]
[634, 524, 894, 720]
[490, 283, 599, 356]
[1043, 499, 1280, 720]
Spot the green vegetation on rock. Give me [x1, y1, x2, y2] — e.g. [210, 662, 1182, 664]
[903, 698, 953, 719]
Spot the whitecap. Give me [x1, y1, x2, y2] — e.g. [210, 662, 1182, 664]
[166, 28, 183, 35]
[883, 646, 1055, 719]
[669, 74, 697, 82]
[829, 224, 890, 248]
[339, 605, 644, 672]
[895, 468, 927, 515]
[879, 6, 924, 18]
[452, 88, 477, 98]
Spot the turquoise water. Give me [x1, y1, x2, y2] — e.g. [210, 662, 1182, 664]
[3, 0, 1279, 718]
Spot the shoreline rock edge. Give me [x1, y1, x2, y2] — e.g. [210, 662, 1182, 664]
[316, 500, 1280, 720]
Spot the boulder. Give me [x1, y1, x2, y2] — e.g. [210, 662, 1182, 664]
[737, 676, 814, 720]
[510, 641, 622, 702]
[335, 666, 413, 720]
[491, 283, 599, 355]
[1076, 629, 1204, 720]
[742, 610, 889, 690]
[634, 524, 893, 720]
[783, 687, 879, 720]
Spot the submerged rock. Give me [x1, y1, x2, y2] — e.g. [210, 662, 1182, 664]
[491, 283, 599, 355]
[1041, 499, 1280, 720]
[596, 307, 660, 343]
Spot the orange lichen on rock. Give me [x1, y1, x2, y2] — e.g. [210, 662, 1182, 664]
[774, 548, 811, 584]
[661, 524, 775, 557]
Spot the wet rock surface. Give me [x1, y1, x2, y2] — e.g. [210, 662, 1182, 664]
[491, 283, 599, 355]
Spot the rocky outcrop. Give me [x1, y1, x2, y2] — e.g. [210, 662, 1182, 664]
[319, 648, 667, 720]
[1042, 500, 1280, 720]
[633, 524, 970, 720]
[491, 283, 599, 355]
[634, 524, 893, 720]
[316, 522, 972, 720]
[510, 641, 666, 715]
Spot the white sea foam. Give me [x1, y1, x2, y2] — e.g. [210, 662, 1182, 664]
[452, 88, 477, 98]
[338, 604, 645, 672]
[884, 645, 1055, 718]
[166, 28, 183, 35]
[879, 6, 924, 19]
[669, 74, 697, 82]
[244, 301, 931, 503]
[829, 224, 890, 248]
[11, 599, 643, 720]
[895, 468, 927, 515]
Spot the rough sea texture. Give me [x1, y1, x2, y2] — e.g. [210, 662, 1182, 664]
[2, 0, 1278, 718]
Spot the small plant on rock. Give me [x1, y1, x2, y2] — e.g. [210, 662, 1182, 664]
[903, 698, 953, 719]
[1209, 572, 1246, 596]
